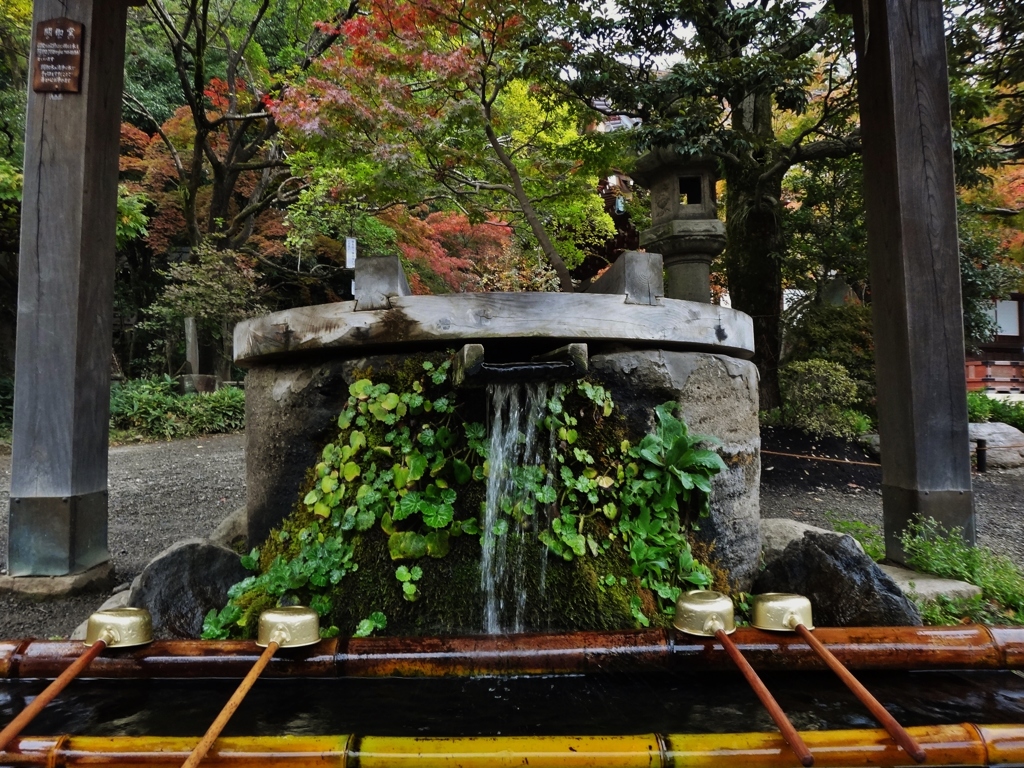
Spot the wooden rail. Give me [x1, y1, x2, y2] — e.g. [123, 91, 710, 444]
[3, 626, 1024, 680]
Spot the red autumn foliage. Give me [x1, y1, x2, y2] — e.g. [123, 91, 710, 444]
[380, 207, 512, 293]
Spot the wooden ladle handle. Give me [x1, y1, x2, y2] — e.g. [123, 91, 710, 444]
[0, 640, 108, 752]
[716, 629, 815, 767]
[793, 624, 926, 763]
[180, 641, 279, 768]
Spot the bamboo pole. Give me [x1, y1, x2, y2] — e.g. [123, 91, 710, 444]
[1, 725, 1023, 767]
[3, 626, 1024, 681]
[0, 640, 107, 750]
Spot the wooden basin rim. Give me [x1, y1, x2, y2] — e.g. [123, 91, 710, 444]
[2, 725, 1024, 768]
[1, 626, 1023, 679]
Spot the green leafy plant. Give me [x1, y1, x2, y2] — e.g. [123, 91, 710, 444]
[967, 392, 1024, 434]
[824, 512, 885, 562]
[967, 391, 994, 423]
[778, 359, 867, 438]
[210, 356, 727, 637]
[902, 518, 1024, 624]
[353, 611, 388, 638]
[109, 376, 245, 440]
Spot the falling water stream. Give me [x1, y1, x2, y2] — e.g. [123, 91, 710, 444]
[480, 382, 557, 634]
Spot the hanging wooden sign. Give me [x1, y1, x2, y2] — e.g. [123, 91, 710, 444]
[32, 18, 85, 93]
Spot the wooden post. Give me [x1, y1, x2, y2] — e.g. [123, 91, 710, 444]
[852, 0, 974, 561]
[7, 0, 129, 575]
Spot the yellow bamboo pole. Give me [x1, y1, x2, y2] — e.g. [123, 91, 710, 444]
[2, 725, 1024, 767]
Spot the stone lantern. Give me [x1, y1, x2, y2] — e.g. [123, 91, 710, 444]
[630, 148, 726, 303]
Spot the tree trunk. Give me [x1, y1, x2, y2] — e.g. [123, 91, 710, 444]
[724, 166, 785, 411]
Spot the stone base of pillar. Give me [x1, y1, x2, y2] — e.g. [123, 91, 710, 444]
[7, 492, 110, 576]
[0, 561, 115, 599]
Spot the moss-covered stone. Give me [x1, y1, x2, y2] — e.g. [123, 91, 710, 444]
[232, 348, 758, 639]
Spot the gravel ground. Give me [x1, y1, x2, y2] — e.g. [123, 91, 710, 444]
[760, 468, 1024, 568]
[0, 434, 246, 638]
[0, 430, 1021, 639]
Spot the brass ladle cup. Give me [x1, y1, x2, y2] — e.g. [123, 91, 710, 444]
[675, 590, 814, 767]
[751, 593, 926, 763]
[180, 606, 320, 768]
[0, 607, 153, 752]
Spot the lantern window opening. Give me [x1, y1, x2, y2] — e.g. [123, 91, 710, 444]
[679, 176, 703, 206]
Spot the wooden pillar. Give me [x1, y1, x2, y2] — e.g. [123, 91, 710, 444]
[852, 0, 974, 561]
[7, 0, 129, 575]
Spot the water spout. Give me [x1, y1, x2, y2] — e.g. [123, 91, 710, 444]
[481, 382, 553, 634]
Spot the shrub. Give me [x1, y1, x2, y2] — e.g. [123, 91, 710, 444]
[778, 359, 868, 438]
[987, 397, 1024, 433]
[109, 376, 245, 439]
[783, 302, 876, 415]
[902, 518, 1024, 624]
[967, 391, 994, 423]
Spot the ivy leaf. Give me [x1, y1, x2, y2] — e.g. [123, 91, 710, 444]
[240, 548, 260, 571]
[382, 392, 401, 411]
[396, 565, 412, 582]
[426, 531, 450, 557]
[350, 431, 367, 450]
[453, 459, 472, 485]
[349, 379, 373, 399]
[393, 491, 420, 521]
[344, 462, 361, 482]
[402, 582, 420, 601]
[304, 489, 322, 506]
[338, 409, 354, 429]
[423, 503, 454, 529]
[394, 465, 411, 489]
[355, 508, 375, 531]
[407, 452, 428, 482]
[388, 531, 428, 560]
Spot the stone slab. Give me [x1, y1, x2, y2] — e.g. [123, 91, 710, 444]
[234, 294, 755, 365]
[0, 560, 114, 600]
[969, 422, 1024, 468]
[584, 251, 664, 305]
[878, 563, 982, 602]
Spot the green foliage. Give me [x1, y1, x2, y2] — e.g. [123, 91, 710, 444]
[783, 156, 869, 296]
[778, 359, 870, 438]
[109, 376, 245, 439]
[212, 354, 725, 637]
[903, 518, 1024, 624]
[115, 186, 151, 251]
[958, 207, 1021, 351]
[353, 611, 388, 638]
[967, 391, 995, 423]
[967, 391, 1024, 433]
[783, 303, 875, 415]
[823, 512, 885, 562]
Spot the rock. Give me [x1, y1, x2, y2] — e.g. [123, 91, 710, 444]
[0, 561, 115, 600]
[859, 433, 881, 458]
[761, 518, 863, 567]
[127, 539, 249, 639]
[209, 505, 248, 551]
[878, 564, 982, 602]
[969, 422, 1024, 468]
[752, 532, 922, 626]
